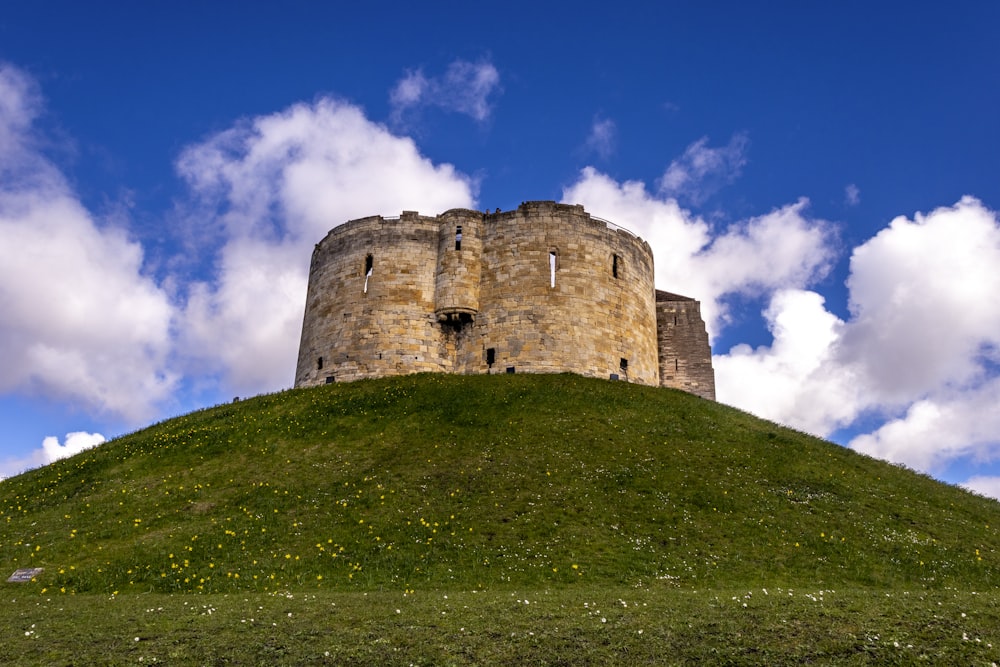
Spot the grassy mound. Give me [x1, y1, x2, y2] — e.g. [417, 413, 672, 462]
[3, 373, 998, 596]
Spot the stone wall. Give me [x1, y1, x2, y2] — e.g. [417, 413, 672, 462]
[295, 212, 448, 385]
[295, 201, 714, 398]
[474, 202, 658, 384]
[655, 291, 716, 400]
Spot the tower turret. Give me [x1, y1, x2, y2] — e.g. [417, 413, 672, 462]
[434, 209, 482, 324]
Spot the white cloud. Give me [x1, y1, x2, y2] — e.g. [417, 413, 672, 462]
[961, 475, 1000, 502]
[562, 167, 834, 336]
[0, 430, 107, 479]
[845, 183, 860, 206]
[390, 59, 501, 122]
[709, 197, 1000, 475]
[714, 289, 861, 435]
[42, 431, 106, 463]
[389, 70, 428, 108]
[848, 377, 1000, 474]
[841, 196, 1000, 402]
[585, 116, 616, 159]
[0, 64, 176, 422]
[658, 133, 749, 204]
[175, 96, 477, 395]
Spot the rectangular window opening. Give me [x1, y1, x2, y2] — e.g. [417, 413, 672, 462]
[325, 376, 335, 384]
[455, 225, 463, 251]
[486, 347, 496, 366]
[317, 356, 323, 371]
[612, 254, 620, 279]
[549, 250, 557, 288]
[364, 254, 374, 293]
[620, 358, 628, 372]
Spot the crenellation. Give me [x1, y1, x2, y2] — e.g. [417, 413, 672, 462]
[295, 201, 715, 397]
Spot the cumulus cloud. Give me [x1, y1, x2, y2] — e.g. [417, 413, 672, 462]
[562, 167, 835, 335]
[841, 197, 1000, 402]
[584, 116, 616, 159]
[658, 133, 749, 204]
[175, 97, 476, 394]
[0, 431, 107, 479]
[711, 197, 1000, 474]
[0, 64, 176, 422]
[390, 59, 501, 123]
[714, 289, 861, 435]
[42, 431, 106, 463]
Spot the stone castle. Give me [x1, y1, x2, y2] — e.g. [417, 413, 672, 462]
[295, 201, 715, 400]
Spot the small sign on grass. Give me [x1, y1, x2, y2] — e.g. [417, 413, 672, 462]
[7, 568, 43, 583]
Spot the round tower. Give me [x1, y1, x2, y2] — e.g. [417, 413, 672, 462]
[473, 201, 660, 385]
[295, 211, 447, 386]
[295, 202, 689, 392]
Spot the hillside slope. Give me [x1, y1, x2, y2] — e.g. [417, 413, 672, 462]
[2, 373, 998, 594]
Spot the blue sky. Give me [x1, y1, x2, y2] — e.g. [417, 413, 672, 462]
[2, 2, 999, 495]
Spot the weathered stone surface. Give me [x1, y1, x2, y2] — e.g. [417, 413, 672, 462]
[295, 201, 715, 399]
[655, 291, 716, 400]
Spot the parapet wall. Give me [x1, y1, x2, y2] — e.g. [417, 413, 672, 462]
[295, 201, 714, 397]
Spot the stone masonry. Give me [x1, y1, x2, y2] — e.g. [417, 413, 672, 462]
[295, 201, 715, 400]
[655, 291, 716, 400]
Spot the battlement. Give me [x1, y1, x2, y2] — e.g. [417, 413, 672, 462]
[295, 201, 714, 399]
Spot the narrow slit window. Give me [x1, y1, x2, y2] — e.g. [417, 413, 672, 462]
[612, 254, 620, 279]
[455, 225, 463, 251]
[549, 250, 557, 288]
[317, 356, 323, 371]
[363, 254, 374, 293]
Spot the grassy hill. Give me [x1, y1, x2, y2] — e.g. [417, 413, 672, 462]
[3, 373, 1000, 664]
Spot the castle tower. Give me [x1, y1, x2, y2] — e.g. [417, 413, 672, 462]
[294, 201, 715, 398]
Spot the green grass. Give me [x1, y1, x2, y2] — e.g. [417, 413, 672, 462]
[5, 588, 1000, 665]
[3, 373, 1000, 664]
